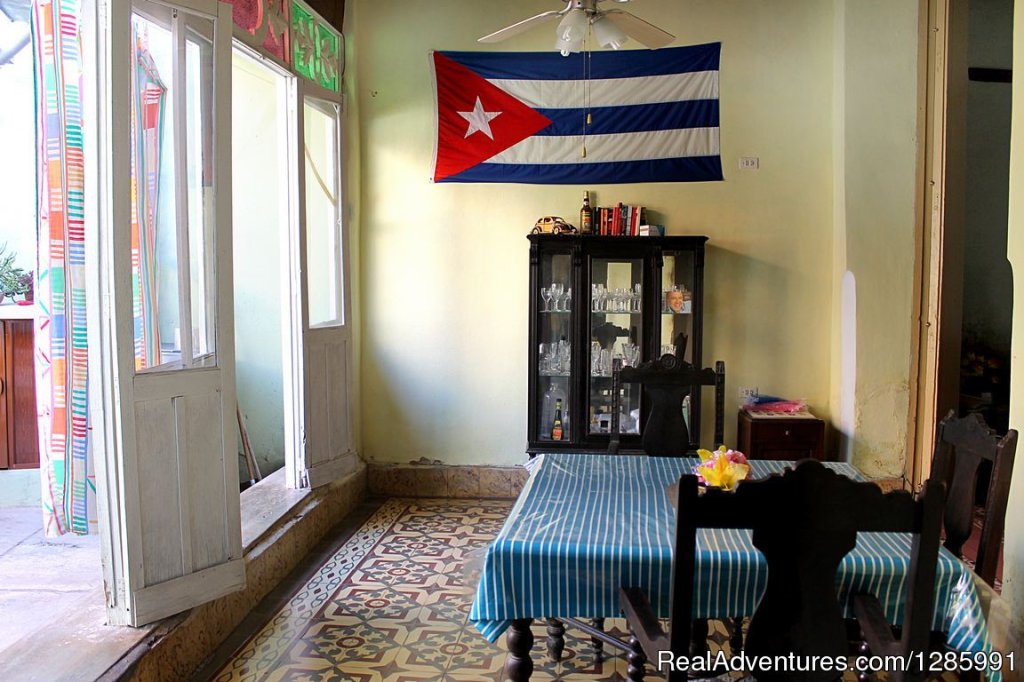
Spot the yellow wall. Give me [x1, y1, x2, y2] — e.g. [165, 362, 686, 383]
[832, 0, 922, 477]
[351, 0, 921, 468]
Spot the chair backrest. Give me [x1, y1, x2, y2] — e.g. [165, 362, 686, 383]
[608, 355, 725, 457]
[668, 461, 945, 682]
[931, 410, 1017, 586]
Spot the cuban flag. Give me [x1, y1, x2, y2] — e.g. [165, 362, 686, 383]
[431, 42, 722, 184]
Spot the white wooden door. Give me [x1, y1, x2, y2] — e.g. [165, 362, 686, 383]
[287, 84, 356, 489]
[94, 0, 243, 626]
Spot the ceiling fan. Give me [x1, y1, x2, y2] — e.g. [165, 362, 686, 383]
[478, 0, 675, 56]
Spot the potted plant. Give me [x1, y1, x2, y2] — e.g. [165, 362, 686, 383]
[0, 244, 28, 304]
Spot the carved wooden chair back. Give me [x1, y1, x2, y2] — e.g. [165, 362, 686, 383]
[931, 410, 1017, 586]
[609, 356, 725, 457]
[619, 460, 945, 682]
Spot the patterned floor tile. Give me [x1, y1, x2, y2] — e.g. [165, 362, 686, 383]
[215, 498, 953, 682]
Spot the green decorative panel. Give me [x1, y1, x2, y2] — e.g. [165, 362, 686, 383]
[292, 0, 341, 92]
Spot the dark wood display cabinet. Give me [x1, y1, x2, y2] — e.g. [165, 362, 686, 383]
[0, 318, 40, 470]
[527, 234, 708, 457]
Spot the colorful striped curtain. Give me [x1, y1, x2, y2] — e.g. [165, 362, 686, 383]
[33, 0, 93, 536]
[130, 26, 166, 371]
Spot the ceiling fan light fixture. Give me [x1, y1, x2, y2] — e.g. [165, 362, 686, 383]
[556, 8, 589, 43]
[592, 14, 628, 50]
[555, 33, 584, 57]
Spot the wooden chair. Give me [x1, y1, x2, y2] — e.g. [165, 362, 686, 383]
[619, 460, 946, 682]
[930, 410, 1017, 587]
[609, 354, 726, 457]
[551, 355, 725, 664]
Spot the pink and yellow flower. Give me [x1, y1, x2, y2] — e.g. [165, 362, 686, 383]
[694, 445, 750, 491]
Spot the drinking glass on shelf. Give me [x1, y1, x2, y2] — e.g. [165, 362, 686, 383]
[633, 283, 642, 312]
[564, 287, 572, 312]
[621, 342, 640, 367]
[557, 340, 571, 375]
[551, 283, 564, 312]
[541, 286, 552, 312]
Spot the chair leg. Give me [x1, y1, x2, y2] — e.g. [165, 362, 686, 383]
[626, 633, 648, 682]
[546, 617, 565, 661]
[591, 617, 606, 660]
[690, 618, 710, 658]
[729, 617, 744, 654]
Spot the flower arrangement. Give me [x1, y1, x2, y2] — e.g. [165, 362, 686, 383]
[694, 445, 750, 491]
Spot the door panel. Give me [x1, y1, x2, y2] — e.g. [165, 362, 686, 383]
[295, 86, 354, 489]
[97, 0, 242, 627]
[136, 399, 184, 586]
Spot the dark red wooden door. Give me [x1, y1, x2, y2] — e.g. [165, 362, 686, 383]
[2, 319, 39, 469]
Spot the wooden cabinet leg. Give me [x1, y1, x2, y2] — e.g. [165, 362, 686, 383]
[504, 618, 534, 682]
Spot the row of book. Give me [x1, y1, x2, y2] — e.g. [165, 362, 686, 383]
[593, 204, 650, 237]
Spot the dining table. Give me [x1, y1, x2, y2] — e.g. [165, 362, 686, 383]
[469, 453, 999, 681]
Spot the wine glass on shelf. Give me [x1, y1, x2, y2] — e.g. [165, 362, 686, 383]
[551, 282, 564, 312]
[540, 286, 552, 312]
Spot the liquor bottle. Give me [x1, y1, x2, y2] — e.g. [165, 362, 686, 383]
[579, 191, 593, 234]
[551, 398, 564, 440]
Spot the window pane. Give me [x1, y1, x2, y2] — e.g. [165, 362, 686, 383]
[131, 13, 180, 371]
[303, 99, 342, 327]
[186, 21, 216, 360]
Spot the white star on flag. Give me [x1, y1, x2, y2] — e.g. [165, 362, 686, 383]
[457, 96, 502, 140]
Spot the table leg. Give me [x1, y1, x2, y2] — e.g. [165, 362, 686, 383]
[505, 618, 534, 682]
[626, 634, 647, 682]
[591, 617, 606, 660]
[545, 618, 565, 661]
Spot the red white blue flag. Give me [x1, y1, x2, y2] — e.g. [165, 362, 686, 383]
[431, 43, 722, 184]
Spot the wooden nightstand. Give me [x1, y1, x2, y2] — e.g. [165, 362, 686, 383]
[737, 410, 825, 461]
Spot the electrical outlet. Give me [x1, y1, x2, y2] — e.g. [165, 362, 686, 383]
[738, 386, 759, 403]
[738, 156, 760, 170]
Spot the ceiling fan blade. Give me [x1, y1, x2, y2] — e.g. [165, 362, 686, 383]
[478, 11, 562, 43]
[603, 9, 675, 48]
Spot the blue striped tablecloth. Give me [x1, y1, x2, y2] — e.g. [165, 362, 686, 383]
[470, 453, 996, 673]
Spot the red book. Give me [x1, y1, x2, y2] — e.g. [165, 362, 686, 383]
[613, 204, 622, 236]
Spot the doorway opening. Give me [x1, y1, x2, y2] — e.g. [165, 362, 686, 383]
[0, 0, 102, 655]
[231, 48, 295, 490]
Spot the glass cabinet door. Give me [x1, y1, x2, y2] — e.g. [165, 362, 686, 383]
[658, 249, 698, 437]
[659, 250, 697, 363]
[588, 258, 643, 436]
[536, 251, 574, 443]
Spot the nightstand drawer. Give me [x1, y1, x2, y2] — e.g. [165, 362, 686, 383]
[754, 422, 819, 445]
[737, 411, 825, 461]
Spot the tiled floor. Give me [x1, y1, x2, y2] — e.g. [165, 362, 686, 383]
[202, 498, 959, 682]
[204, 498, 655, 681]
